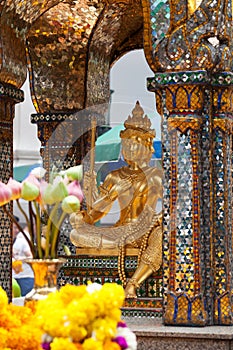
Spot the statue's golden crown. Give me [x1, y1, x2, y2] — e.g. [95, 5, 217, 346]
[122, 101, 155, 138]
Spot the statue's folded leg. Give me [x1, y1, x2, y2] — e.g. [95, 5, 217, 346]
[70, 229, 103, 249]
[70, 228, 120, 249]
[125, 225, 162, 298]
[70, 211, 162, 298]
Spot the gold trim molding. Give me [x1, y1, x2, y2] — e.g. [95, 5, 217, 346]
[213, 119, 233, 134]
[168, 117, 202, 133]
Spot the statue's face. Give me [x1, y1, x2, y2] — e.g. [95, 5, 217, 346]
[121, 134, 154, 166]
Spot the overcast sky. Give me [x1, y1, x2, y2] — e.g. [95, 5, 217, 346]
[110, 49, 161, 139]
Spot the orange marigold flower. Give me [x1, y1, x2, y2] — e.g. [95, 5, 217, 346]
[24, 299, 38, 314]
[103, 340, 121, 350]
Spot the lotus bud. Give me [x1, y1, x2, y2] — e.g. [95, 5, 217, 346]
[24, 174, 40, 188]
[61, 195, 80, 214]
[51, 181, 68, 203]
[21, 182, 40, 201]
[42, 184, 56, 205]
[7, 178, 22, 200]
[62, 165, 83, 181]
[0, 182, 12, 206]
[67, 180, 84, 203]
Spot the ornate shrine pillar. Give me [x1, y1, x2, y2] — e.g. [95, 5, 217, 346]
[148, 71, 211, 325]
[143, 0, 232, 325]
[0, 0, 76, 300]
[212, 72, 233, 325]
[148, 71, 233, 326]
[0, 84, 24, 299]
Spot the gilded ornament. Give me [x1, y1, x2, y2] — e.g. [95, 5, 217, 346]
[213, 119, 233, 134]
[168, 117, 202, 133]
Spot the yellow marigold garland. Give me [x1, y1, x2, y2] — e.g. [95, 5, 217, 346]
[0, 283, 137, 350]
[0, 287, 42, 349]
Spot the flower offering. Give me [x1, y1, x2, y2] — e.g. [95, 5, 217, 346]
[0, 165, 84, 259]
[0, 283, 137, 350]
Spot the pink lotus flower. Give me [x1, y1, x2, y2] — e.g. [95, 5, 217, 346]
[67, 180, 84, 202]
[7, 178, 22, 200]
[0, 182, 12, 205]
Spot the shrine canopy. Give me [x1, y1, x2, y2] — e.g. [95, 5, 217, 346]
[95, 124, 161, 162]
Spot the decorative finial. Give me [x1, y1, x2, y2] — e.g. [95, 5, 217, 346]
[121, 101, 155, 138]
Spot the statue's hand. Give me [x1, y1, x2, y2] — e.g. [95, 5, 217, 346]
[70, 211, 84, 230]
[104, 177, 132, 201]
[113, 177, 132, 195]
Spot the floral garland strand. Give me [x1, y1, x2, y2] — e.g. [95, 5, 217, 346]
[0, 283, 137, 350]
[38, 283, 137, 350]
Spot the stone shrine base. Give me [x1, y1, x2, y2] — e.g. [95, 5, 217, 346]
[125, 318, 233, 350]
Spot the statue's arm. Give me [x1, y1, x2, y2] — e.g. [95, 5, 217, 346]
[83, 172, 119, 224]
[147, 172, 163, 209]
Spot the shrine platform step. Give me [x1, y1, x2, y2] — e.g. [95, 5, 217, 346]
[125, 318, 233, 350]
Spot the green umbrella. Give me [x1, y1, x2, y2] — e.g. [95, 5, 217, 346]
[95, 124, 124, 162]
[13, 163, 41, 182]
